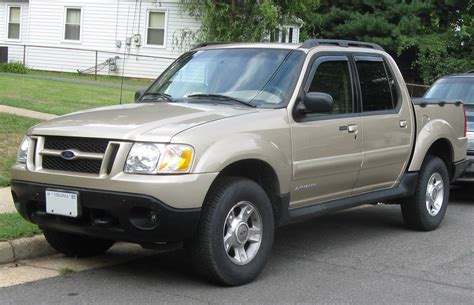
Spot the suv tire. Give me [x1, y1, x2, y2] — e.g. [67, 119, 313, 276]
[401, 156, 449, 231]
[191, 177, 274, 286]
[42, 228, 115, 257]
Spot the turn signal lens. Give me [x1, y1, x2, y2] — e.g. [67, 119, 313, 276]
[158, 145, 194, 173]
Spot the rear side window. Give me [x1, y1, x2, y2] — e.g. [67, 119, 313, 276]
[309, 60, 353, 114]
[356, 58, 398, 112]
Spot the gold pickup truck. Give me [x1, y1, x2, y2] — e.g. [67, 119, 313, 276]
[10, 40, 469, 286]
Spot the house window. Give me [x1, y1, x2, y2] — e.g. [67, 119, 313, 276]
[8, 6, 21, 40]
[64, 8, 81, 41]
[147, 11, 166, 46]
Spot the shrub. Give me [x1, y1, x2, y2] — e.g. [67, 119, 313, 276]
[0, 62, 29, 74]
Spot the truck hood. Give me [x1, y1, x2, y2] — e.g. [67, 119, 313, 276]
[29, 102, 261, 142]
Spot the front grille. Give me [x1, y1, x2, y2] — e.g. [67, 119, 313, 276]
[44, 136, 108, 153]
[42, 156, 102, 174]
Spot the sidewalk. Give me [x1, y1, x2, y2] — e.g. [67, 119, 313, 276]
[0, 105, 58, 120]
[0, 187, 15, 214]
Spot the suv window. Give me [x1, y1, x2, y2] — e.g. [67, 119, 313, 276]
[356, 59, 397, 111]
[309, 60, 353, 114]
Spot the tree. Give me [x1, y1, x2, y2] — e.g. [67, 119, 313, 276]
[179, 0, 319, 42]
[302, 0, 474, 83]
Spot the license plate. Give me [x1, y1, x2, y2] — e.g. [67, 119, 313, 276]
[45, 190, 79, 218]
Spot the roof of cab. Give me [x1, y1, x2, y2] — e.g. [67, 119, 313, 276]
[192, 39, 385, 53]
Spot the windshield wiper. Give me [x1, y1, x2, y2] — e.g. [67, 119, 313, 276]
[187, 94, 256, 108]
[139, 92, 174, 103]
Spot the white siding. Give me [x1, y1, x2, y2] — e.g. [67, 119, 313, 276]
[0, 2, 30, 63]
[2, 0, 201, 78]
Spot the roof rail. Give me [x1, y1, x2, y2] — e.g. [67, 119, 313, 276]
[466, 69, 474, 74]
[301, 39, 384, 51]
[191, 42, 231, 50]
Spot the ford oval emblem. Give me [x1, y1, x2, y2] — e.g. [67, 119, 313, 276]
[60, 150, 77, 160]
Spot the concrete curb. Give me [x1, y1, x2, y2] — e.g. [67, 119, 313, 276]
[0, 235, 55, 264]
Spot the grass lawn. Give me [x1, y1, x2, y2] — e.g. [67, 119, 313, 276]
[0, 74, 136, 115]
[0, 113, 42, 187]
[28, 70, 154, 87]
[0, 213, 41, 240]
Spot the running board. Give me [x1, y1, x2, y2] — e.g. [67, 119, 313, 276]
[287, 172, 418, 223]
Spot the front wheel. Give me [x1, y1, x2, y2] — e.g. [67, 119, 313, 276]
[191, 177, 274, 286]
[401, 156, 449, 231]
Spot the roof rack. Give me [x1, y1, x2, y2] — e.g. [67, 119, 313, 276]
[191, 42, 231, 50]
[301, 39, 384, 51]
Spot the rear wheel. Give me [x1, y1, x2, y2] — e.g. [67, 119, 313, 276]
[191, 177, 274, 286]
[42, 228, 115, 257]
[401, 156, 449, 231]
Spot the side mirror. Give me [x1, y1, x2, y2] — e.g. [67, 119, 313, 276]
[135, 89, 146, 102]
[303, 92, 334, 113]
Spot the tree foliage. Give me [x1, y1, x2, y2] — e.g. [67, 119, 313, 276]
[180, 0, 319, 42]
[302, 0, 474, 83]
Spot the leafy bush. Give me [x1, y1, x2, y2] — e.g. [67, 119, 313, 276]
[0, 62, 29, 74]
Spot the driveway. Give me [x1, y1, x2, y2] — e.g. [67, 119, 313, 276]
[1, 187, 473, 304]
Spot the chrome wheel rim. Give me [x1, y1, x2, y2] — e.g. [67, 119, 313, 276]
[426, 172, 444, 216]
[223, 201, 263, 265]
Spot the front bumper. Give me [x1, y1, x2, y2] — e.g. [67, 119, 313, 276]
[455, 155, 474, 182]
[11, 180, 201, 244]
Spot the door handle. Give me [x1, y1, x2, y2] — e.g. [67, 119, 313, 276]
[400, 120, 408, 128]
[348, 124, 358, 133]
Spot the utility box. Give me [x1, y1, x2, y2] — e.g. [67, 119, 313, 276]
[0, 47, 8, 63]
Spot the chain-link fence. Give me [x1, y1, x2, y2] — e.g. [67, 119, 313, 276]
[0, 43, 176, 80]
[406, 83, 430, 98]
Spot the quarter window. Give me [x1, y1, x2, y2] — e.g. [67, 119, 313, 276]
[8, 6, 21, 40]
[147, 11, 166, 46]
[64, 8, 81, 41]
[356, 59, 398, 111]
[308, 60, 353, 114]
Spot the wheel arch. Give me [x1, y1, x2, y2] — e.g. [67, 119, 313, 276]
[207, 158, 289, 226]
[410, 137, 454, 180]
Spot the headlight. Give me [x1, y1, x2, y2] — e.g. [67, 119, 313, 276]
[124, 143, 194, 174]
[17, 136, 30, 164]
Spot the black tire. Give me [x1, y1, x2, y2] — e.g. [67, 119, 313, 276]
[42, 228, 115, 257]
[401, 156, 449, 231]
[191, 177, 274, 286]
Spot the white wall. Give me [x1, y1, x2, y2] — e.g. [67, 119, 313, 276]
[1, 0, 201, 79]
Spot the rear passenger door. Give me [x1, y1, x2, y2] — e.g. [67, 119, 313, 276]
[352, 56, 413, 194]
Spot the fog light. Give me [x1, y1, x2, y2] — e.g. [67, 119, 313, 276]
[129, 207, 160, 230]
[148, 210, 158, 224]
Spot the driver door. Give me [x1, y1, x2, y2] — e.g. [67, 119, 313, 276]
[289, 55, 363, 207]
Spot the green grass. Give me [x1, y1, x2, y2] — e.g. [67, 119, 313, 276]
[0, 113, 42, 187]
[0, 213, 41, 240]
[0, 74, 136, 115]
[58, 267, 76, 276]
[28, 70, 153, 87]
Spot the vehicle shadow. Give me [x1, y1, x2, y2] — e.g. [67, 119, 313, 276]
[94, 204, 407, 285]
[449, 184, 474, 203]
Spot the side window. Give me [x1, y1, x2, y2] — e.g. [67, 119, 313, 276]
[147, 11, 166, 46]
[8, 6, 21, 40]
[64, 8, 82, 41]
[308, 60, 353, 114]
[356, 59, 397, 111]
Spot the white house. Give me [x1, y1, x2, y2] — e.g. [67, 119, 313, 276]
[0, 0, 301, 79]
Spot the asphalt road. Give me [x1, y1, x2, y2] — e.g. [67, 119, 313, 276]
[1, 187, 473, 304]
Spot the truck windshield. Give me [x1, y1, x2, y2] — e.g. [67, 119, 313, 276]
[424, 77, 474, 131]
[144, 48, 305, 107]
[424, 77, 474, 105]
